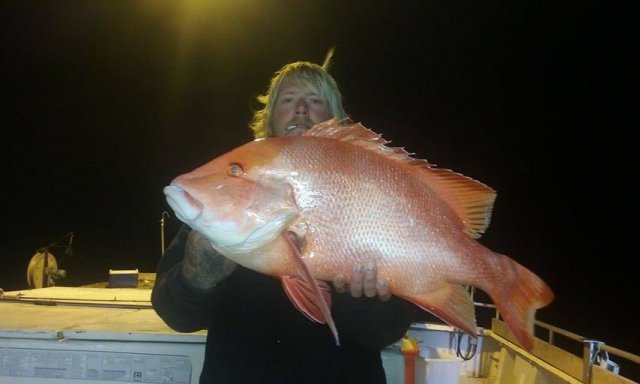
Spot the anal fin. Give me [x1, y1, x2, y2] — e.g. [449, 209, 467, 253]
[401, 284, 477, 336]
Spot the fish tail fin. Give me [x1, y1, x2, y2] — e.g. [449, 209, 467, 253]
[489, 254, 554, 351]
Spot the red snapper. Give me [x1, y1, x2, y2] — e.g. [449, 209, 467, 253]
[163, 119, 554, 350]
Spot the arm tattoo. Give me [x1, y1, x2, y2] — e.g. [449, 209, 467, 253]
[182, 243, 237, 291]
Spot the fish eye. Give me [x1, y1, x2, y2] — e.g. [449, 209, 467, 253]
[227, 163, 243, 177]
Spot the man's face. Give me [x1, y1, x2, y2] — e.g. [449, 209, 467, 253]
[270, 77, 333, 138]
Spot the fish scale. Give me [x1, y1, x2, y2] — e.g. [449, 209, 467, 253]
[285, 141, 467, 289]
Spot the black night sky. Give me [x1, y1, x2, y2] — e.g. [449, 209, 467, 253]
[2, 0, 635, 361]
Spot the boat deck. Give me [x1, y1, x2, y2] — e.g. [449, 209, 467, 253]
[1, 286, 637, 384]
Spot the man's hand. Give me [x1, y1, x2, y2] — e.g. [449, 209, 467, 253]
[181, 230, 237, 291]
[332, 261, 391, 301]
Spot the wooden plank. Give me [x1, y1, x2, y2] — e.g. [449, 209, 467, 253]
[533, 336, 583, 380]
[492, 319, 583, 380]
[487, 326, 583, 383]
[592, 365, 638, 384]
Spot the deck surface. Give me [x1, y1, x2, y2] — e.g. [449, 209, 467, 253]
[0, 286, 205, 338]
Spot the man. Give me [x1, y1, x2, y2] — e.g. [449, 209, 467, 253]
[152, 51, 416, 384]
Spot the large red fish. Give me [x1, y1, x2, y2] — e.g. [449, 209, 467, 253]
[163, 119, 554, 350]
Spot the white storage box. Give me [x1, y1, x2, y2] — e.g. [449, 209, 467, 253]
[416, 347, 462, 384]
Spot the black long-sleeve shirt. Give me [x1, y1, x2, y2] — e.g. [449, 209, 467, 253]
[152, 225, 416, 384]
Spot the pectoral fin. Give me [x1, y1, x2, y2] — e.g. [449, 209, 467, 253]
[280, 231, 340, 345]
[281, 276, 332, 323]
[400, 284, 477, 336]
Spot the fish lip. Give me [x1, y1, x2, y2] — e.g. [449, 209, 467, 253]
[163, 185, 203, 222]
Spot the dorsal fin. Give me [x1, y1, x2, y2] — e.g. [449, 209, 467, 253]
[415, 166, 496, 238]
[306, 119, 497, 238]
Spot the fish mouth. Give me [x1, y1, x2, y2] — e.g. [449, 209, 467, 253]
[163, 185, 203, 223]
[164, 184, 296, 253]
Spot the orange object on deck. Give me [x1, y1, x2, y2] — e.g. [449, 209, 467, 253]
[401, 336, 419, 384]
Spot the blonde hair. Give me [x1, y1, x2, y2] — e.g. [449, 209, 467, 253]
[249, 49, 347, 139]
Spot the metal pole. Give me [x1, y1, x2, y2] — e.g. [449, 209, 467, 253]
[43, 248, 50, 288]
[583, 339, 602, 384]
[160, 211, 170, 255]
